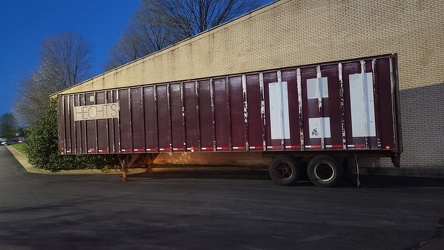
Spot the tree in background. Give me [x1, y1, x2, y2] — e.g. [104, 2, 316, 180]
[148, 0, 261, 38]
[0, 113, 19, 139]
[104, 0, 261, 71]
[14, 31, 91, 125]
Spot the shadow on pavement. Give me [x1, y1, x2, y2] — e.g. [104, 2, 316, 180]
[342, 174, 444, 188]
[128, 169, 444, 188]
[129, 169, 272, 181]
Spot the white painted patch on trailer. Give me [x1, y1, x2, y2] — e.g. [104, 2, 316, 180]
[349, 72, 376, 137]
[307, 77, 329, 99]
[269, 82, 290, 139]
[73, 103, 119, 121]
[309, 117, 331, 138]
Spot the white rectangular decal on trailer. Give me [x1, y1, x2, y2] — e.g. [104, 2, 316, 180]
[307, 77, 329, 99]
[309, 117, 331, 138]
[269, 82, 290, 139]
[349, 72, 376, 137]
[73, 103, 119, 121]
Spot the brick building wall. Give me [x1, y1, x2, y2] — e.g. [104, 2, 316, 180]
[58, 0, 444, 168]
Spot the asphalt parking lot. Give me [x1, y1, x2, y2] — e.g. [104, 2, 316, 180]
[0, 146, 443, 250]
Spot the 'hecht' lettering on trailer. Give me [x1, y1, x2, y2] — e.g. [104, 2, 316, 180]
[73, 103, 119, 121]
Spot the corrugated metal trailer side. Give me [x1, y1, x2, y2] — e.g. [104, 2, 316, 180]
[57, 54, 402, 186]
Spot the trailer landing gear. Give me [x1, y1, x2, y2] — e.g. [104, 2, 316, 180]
[118, 154, 158, 182]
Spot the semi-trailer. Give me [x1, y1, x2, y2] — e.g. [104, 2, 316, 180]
[56, 54, 402, 187]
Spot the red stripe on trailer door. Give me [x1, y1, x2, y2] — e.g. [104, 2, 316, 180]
[201, 147, 214, 151]
[216, 146, 230, 150]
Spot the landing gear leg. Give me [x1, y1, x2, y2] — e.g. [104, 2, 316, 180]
[119, 154, 140, 182]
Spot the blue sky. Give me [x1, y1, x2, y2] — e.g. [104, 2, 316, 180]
[0, 0, 139, 117]
[0, 0, 272, 119]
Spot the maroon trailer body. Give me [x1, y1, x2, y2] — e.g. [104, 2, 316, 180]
[57, 54, 402, 186]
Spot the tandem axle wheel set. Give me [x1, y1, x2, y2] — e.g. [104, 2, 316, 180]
[269, 154, 344, 187]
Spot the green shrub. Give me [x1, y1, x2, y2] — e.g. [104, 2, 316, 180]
[25, 99, 119, 171]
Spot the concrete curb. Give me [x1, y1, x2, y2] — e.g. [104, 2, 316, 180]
[6, 146, 266, 175]
[6, 146, 123, 175]
[6, 146, 50, 174]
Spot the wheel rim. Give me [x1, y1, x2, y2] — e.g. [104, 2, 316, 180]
[313, 163, 335, 182]
[275, 163, 293, 180]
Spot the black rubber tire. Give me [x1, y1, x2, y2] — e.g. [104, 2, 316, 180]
[307, 155, 343, 188]
[269, 155, 302, 186]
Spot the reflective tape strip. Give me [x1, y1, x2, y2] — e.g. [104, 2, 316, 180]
[173, 148, 184, 151]
[305, 145, 321, 149]
[267, 146, 281, 149]
[285, 145, 301, 149]
[232, 146, 246, 150]
[249, 146, 263, 150]
[216, 146, 230, 150]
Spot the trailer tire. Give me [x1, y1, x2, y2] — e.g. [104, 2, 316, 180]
[269, 155, 302, 186]
[307, 155, 343, 188]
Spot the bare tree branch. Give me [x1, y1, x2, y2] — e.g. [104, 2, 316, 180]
[104, 0, 261, 70]
[13, 31, 92, 125]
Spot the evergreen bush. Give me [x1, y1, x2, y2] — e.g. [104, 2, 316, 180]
[25, 99, 119, 171]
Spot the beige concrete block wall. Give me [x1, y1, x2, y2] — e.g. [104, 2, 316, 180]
[58, 0, 444, 168]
